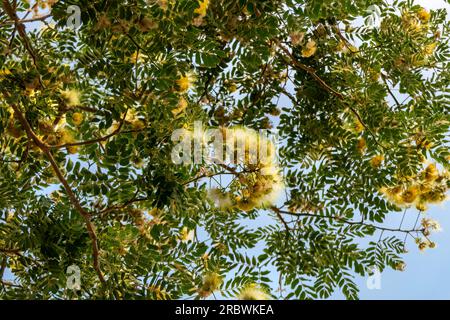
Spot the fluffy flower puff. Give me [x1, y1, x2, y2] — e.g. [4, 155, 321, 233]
[238, 284, 271, 300]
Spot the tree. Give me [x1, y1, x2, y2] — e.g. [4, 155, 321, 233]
[0, 0, 449, 300]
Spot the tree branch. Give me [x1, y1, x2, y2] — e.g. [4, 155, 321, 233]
[2, 0, 42, 79]
[0, 13, 51, 27]
[9, 103, 106, 285]
[276, 41, 386, 150]
[277, 42, 344, 99]
[0, 257, 7, 280]
[0, 247, 20, 255]
[1, 279, 22, 288]
[49, 120, 126, 149]
[381, 73, 401, 109]
[274, 209, 292, 234]
[271, 207, 424, 234]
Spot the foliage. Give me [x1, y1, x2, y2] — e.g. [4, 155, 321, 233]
[0, 0, 449, 299]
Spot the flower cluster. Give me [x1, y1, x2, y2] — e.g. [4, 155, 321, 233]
[208, 127, 284, 212]
[4, 89, 85, 154]
[197, 272, 222, 297]
[301, 39, 317, 58]
[238, 283, 271, 300]
[421, 217, 442, 235]
[171, 71, 196, 117]
[401, 7, 431, 34]
[412, 217, 441, 252]
[193, 0, 210, 26]
[60, 89, 81, 107]
[176, 72, 196, 93]
[416, 237, 437, 252]
[370, 155, 385, 168]
[380, 163, 449, 211]
[179, 226, 195, 242]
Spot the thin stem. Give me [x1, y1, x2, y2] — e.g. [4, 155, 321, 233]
[272, 207, 424, 234]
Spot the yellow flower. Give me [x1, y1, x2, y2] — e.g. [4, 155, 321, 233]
[301, 39, 317, 58]
[370, 155, 384, 168]
[180, 227, 195, 242]
[423, 163, 439, 182]
[421, 217, 442, 232]
[380, 186, 402, 205]
[60, 89, 81, 107]
[251, 172, 284, 208]
[194, 0, 209, 17]
[172, 97, 189, 116]
[176, 73, 196, 92]
[124, 109, 137, 123]
[198, 272, 222, 297]
[354, 119, 364, 133]
[238, 284, 271, 300]
[208, 188, 233, 210]
[207, 127, 283, 212]
[67, 145, 79, 155]
[59, 129, 73, 144]
[58, 128, 79, 154]
[418, 240, 428, 251]
[236, 198, 257, 212]
[356, 137, 366, 154]
[290, 31, 305, 47]
[401, 185, 419, 204]
[71, 112, 84, 126]
[394, 262, 406, 272]
[423, 42, 437, 56]
[415, 202, 428, 212]
[131, 119, 146, 131]
[129, 51, 148, 63]
[417, 8, 431, 22]
[0, 69, 11, 77]
[421, 189, 446, 204]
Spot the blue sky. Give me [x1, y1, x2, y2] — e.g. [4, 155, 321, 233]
[348, 204, 450, 300]
[353, 0, 450, 299]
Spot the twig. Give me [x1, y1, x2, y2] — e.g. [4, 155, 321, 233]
[49, 118, 126, 149]
[277, 41, 386, 150]
[381, 73, 401, 109]
[271, 207, 424, 234]
[277, 42, 344, 99]
[0, 13, 51, 27]
[48, 109, 136, 150]
[1, 280, 22, 288]
[2, 0, 42, 81]
[274, 208, 291, 234]
[0, 257, 6, 280]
